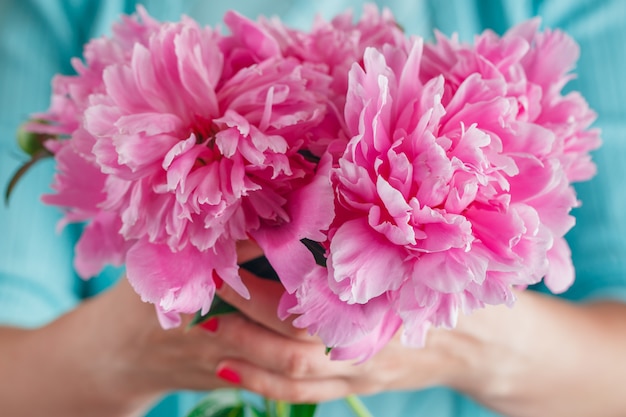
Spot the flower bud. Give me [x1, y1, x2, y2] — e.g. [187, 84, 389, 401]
[16, 122, 50, 156]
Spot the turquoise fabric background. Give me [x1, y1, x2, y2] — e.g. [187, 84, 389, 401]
[1, 1, 625, 415]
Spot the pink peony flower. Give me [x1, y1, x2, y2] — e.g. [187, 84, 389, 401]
[420, 18, 601, 291]
[257, 4, 405, 94]
[421, 19, 600, 183]
[36, 8, 335, 326]
[275, 21, 600, 360]
[255, 4, 407, 156]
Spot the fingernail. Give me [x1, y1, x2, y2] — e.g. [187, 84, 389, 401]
[213, 270, 223, 290]
[200, 317, 219, 332]
[216, 366, 241, 384]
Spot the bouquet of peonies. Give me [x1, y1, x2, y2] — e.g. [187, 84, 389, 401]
[12, 4, 600, 416]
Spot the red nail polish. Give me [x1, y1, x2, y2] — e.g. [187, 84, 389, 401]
[200, 317, 219, 332]
[216, 366, 241, 384]
[213, 270, 223, 290]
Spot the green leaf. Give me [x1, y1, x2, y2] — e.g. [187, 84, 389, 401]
[300, 238, 327, 268]
[297, 149, 321, 164]
[184, 390, 240, 417]
[247, 407, 267, 417]
[185, 389, 266, 417]
[189, 404, 245, 417]
[187, 296, 239, 329]
[239, 255, 280, 281]
[289, 403, 317, 417]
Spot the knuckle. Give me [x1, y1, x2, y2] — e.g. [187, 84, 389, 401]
[283, 350, 311, 378]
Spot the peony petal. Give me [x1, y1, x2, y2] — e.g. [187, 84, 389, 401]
[411, 249, 485, 294]
[329, 218, 408, 304]
[74, 212, 132, 279]
[544, 236, 575, 293]
[253, 153, 335, 292]
[125, 238, 248, 328]
[329, 310, 403, 362]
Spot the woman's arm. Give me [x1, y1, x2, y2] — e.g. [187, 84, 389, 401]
[440, 291, 626, 417]
[0, 281, 162, 417]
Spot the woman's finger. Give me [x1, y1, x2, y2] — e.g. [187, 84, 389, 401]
[213, 358, 355, 403]
[196, 312, 355, 379]
[236, 240, 264, 264]
[217, 268, 313, 340]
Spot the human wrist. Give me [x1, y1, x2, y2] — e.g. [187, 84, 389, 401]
[434, 292, 555, 407]
[425, 310, 525, 402]
[37, 295, 163, 416]
[423, 325, 487, 394]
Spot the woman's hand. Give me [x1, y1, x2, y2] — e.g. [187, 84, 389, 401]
[213, 269, 457, 403]
[0, 274, 324, 417]
[217, 277, 626, 417]
[0, 242, 297, 417]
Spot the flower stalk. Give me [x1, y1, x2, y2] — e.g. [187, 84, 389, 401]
[345, 395, 374, 417]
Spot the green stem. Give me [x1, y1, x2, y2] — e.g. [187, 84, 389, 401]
[265, 398, 275, 417]
[344, 395, 374, 417]
[265, 399, 290, 417]
[275, 400, 290, 417]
